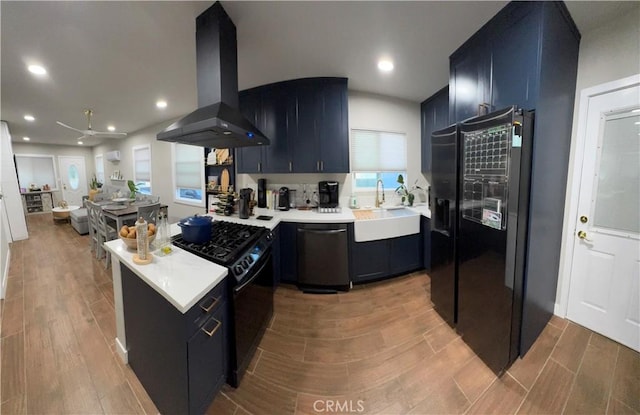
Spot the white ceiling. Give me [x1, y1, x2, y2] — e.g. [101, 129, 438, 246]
[1, 1, 636, 147]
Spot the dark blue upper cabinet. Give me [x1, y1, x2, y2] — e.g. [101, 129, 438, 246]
[449, 2, 548, 123]
[236, 91, 263, 173]
[450, 39, 491, 123]
[238, 77, 349, 174]
[318, 78, 349, 173]
[490, 5, 541, 111]
[421, 86, 449, 178]
[262, 84, 292, 173]
[292, 80, 321, 173]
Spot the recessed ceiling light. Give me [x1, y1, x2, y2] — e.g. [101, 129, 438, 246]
[77, 141, 84, 145]
[27, 64, 47, 76]
[156, 100, 167, 109]
[24, 114, 35, 122]
[107, 125, 116, 132]
[635, 121, 640, 125]
[632, 109, 640, 113]
[23, 136, 30, 141]
[377, 59, 394, 72]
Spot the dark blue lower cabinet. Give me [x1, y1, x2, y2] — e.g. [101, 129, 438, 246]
[279, 222, 298, 283]
[422, 217, 431, 270]
[121, 264, 227, 415]
[389, 233, 423, 275]
[351, 239, 389, 283]
[351, 232, 423, 283]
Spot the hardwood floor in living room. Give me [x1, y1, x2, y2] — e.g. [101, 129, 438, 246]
[1, 215, 638, 414]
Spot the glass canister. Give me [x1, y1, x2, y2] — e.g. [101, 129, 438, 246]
[136, 216, 149, 260]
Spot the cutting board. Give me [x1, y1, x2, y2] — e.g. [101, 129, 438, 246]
[216, 148, 230, 164]
[220, 168, 230, 192]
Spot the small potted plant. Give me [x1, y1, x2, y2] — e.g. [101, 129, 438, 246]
[89, 176, 103, 200]
[127, 180, 139, 199]
[395, 174, 422, 206]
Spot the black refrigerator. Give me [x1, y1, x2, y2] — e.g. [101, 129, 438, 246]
[429, 125, 459, 327]
[430, 106, 534, 374]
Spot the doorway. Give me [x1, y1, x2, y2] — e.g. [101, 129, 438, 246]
[58, 156, 88, 207]
[563, 74, 639, 352]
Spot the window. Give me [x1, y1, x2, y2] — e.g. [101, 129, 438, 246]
[351, 129, 407, 191]
[172, 143, 204, 206]
[132, 145, 152, 195]
[14, 154, 59, 191]
[94, 154, 105, 184]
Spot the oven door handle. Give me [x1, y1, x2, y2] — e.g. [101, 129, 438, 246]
[233, 254, 271, 294]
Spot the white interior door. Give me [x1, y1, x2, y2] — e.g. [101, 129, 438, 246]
[58, 156, 88, 207]
[567, 80, 640, 352]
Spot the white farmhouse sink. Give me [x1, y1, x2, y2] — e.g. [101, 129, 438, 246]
[353, 207, 420, 242]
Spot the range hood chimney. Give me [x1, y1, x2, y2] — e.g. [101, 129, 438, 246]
[157, 2, 269, 148]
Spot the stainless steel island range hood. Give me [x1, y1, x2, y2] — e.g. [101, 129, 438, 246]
[157, 2, 269, 148]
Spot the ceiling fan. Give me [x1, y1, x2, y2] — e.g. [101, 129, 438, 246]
[56, 109, 127, 141]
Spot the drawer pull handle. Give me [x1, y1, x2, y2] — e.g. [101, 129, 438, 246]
[202, 318, 221, 337]
[200, 296, 218, 313]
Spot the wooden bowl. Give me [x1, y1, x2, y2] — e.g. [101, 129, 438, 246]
[120, 233, 156, 250]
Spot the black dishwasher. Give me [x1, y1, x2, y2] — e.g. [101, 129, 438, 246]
[297, 223, 350, 292]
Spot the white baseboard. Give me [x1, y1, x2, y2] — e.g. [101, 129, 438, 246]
[1, 248, 10, 299]
[115, 337, 128, 364]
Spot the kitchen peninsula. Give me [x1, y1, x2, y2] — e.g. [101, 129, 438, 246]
[105, 206, 430, 413]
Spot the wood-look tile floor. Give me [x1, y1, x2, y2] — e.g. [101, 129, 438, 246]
[2, 214, 639, 414]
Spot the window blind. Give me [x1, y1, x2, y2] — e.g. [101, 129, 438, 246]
[174, 144, 202, 189]
[95, 154, 105, 183]
[133, 146, 151, 182]
[351, 129, 407, 171]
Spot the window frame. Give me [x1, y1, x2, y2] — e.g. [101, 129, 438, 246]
[171, 143, 205, 207]
[132, 144, 152, 195]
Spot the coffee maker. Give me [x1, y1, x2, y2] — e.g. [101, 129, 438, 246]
[318, 181, 339, 208]
[238, 188, 253, 219]
[278, 187, 290, 211]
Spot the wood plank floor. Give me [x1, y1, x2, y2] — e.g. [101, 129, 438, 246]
[2, 214, 639, 414]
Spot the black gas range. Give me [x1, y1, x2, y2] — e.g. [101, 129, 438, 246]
[171, 220, 273, 282]
[171, 219, 275, 388]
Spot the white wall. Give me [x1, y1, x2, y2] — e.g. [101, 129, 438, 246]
[92, 118, 204, 221]
[556, 7, 640, 315]
[0, 122, 28, 241]
[236, 90, 425, 208]
[12, 142, 95, 206]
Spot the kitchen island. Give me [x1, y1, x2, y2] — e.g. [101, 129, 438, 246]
[104, 224, 228, 363]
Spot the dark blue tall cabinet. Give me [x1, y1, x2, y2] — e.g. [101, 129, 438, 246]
[448, 1, 580, 356]
[421, 86, 449, 180]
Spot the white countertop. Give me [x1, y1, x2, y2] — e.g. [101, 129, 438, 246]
[205, 204, 430, 228]
[104, 238, 228, 314]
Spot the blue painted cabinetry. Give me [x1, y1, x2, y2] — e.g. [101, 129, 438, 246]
[351, 233, 423, 284]
[448, 1, 580, 355]
[420, 86, 449, 179]
[278, 222, 298, 284]
[449, 2, 545, 122]
[236, 77, 349, 174]
[121, 265, 227, 414]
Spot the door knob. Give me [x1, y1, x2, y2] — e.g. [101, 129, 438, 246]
[580, 215, 588, 223]
[577, 230, 592, 242]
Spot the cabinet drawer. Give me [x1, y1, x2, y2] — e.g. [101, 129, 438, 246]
[185, 279, 226, 337]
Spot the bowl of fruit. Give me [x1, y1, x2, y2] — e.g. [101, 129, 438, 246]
[119, 223, 156, 250]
